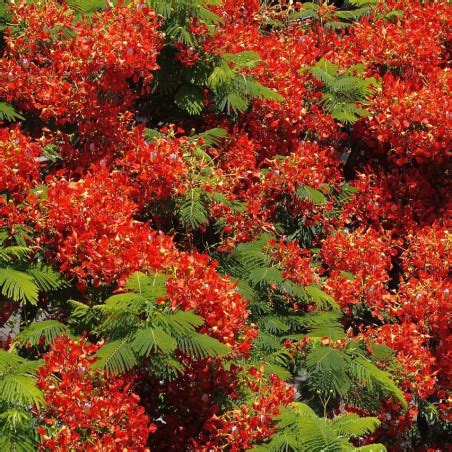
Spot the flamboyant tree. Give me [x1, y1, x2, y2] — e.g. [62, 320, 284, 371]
[0, 0, 450, 450]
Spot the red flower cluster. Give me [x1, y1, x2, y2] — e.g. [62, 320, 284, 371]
[42, 165, 174, 288]
[166, 252, 253, 349]
[117, 130, 187, 205]
[0, 1, 162, 164]
[37, 337, 154, 450]
[269, 238, 317, 288]
[212, 370, 295, 450]
[0, 127, 43, 203]
[1, 0, 450, 448]
[321, 229, 394, 317]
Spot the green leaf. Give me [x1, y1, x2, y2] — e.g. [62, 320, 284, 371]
[179, 188, 210, 229]
[156, 310, 205, 335]
[296, 184, 327, 205]
[0, 375, 44, 408]
[331, 413, 380, 437]
[0, 267, 38, 304]
[355, 445, 386, 452]
[208, 66, 234, 88]
[255, 402, 385, 451]
[124, 271, 169, 301]
[198, 127, 227, 147]
[299, 311, 346, 340]
[67, 0, 106, 12]
[219, 92, 249, 114]
[306, 346, 351, 396]
[0, 102, 24, 122]
[305, 285, 338, 309]
[0, 427, 38, 452]
[131, 327, 177, 357]
[0, 351, 25, 373]
[249, 267, 283, 287]
[91, 339, 138, 375]
[175, 85, 204, 115]
[15, 320, 70, 346]
[177, 333, 230, 359]
[351, 357, 407, 410]
[0, 247, 30, 263]
[222, 51, 261, 68]
[260, 316, 290, 334]
[27, 263, 66, 292]
[370, 343, 396, 362]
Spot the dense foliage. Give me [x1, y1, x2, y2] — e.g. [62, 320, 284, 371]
[0, 0, 450, 450]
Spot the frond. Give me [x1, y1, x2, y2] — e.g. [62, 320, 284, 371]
[177, 333, 230, 359]
[351, 357, 407, 409]
[306, 346, 351, 396]
[27, 263, 66, 292]
[147, 354, 186, 381]
[67, 0, 106, 12]
[0, 246, 29, 263]
[0, 102, 24, 122]
[216, 91, 249, 114]
[336, 183, 359, 204]
[369, 343, 396, 363]
[307, 59, 339, 84]
[0, 267, 38, 304]
[0, 427, 37, 452]
[175, 85, 204, 115]
[235, 280, 258, 302]
[208, 66, 235, 89]
[131, 327, 177, 357]
[143, 128, 165, 142]
[255, 402, 385, 451]
[305, 285, 339, 310]
[0, 375, 44, 408]
[238, 78, 285, 103]
[198, 127, 227, 147]
[331, 413, 380, 437]
[156, 310, 205, 336]
[15, 320, 70, 347]
[298, 311, 346, 340]
[249, 267, 284, 287]
[355, 444, 386, 451]
[124, 271, 169, 301]
[69, 300, 98, 330]
[232, 248, 271, 273]
[348, 0, 377, 7]
[0, 351, 25, 373]
[295, 184, 327, 206]
[178, 188, 210, 229]
[259, 316, 290, 334]
[222, 51, 261, 69]
[263, 362, 291, 380]
[91, 339, 138, 375]
[102, 293, 148, 314]
[275, 403, 344, 451]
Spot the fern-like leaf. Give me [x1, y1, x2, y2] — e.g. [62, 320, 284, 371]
[249, 267, 284, 287]
[177, 333, 230, 359]
[0, 246, 29, 263]
[296, 184, 327, 205]
[91, 339, 138, 375]
[0, 102, 24, 122]
[0, 267, 38, 304]
[0, 375, 44, 408]
[179, 189, 210, 229]
[331, 413, 380, 437]
[15, 320, 70, 347]
[27, 263, 66, 292]
[131, 327, 177, 357]
[305, 285, 339, 309]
